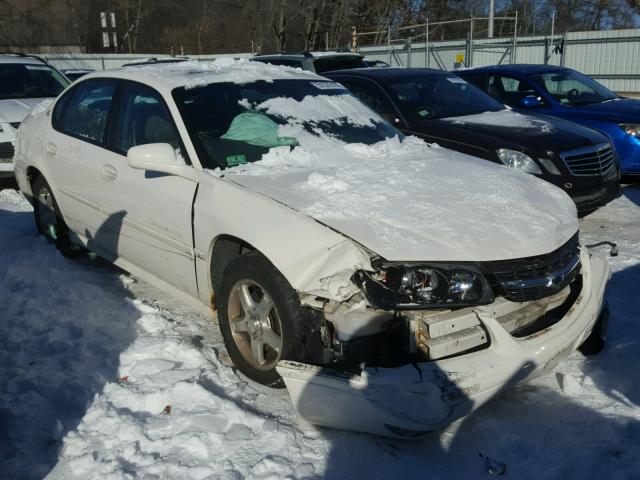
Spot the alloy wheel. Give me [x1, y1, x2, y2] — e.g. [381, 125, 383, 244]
[227, 279, 283, 370]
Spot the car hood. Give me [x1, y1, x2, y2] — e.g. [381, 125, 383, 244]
[223, 136, 578, 262]
[562, 98, 640, 123]
[438, 109, 607, 149]
[0, 98, 51, 123]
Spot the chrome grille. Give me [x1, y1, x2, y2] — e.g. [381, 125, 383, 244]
[560, 143, 615, 177]
[484, 234, 581, 302]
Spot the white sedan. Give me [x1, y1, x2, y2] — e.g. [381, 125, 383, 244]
[0, 54, 70, 178]
[14, 59, 611, 438]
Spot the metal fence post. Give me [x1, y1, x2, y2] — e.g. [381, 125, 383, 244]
[425, 19, 429, 68]
[512, 10, 518, 63]
[101, 56, 105, 70]
[388, 26, 392, 65]
[469, 17, 474, 67]
[544, 35, 549, 64]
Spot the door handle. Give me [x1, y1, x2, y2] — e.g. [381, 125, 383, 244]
[46, 142, 57, 156]
[101, 164, 118, 182]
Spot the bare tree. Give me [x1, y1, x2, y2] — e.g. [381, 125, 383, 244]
[116, 0, 152, 53]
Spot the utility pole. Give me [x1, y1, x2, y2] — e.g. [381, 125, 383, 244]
[488, 0, 495, 38]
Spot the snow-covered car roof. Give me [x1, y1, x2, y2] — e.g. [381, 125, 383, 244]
[255, 51, 362, 59]
[80, 58, 322, 95]
[0, 54, 47, 65]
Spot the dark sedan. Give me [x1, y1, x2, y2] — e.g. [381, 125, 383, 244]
[456, 65, 640, 181]
[324, 68, 621, 215]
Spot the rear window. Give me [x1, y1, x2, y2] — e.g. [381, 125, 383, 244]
[0, 63, 69, 100]
[252, 58, 303, 69]
[55, 80, 116, 144]
[313, 56, 367, 73]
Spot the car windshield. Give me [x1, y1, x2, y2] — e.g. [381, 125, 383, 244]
[531, 69, 618, 106]
[386, 75, 505, 121]
[0, 63, 69, 100]
[173, 79, 399, 170]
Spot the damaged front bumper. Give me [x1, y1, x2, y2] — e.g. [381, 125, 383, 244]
[277, 252, 610, 438]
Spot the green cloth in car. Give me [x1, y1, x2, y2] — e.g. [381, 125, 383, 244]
[221, 111, 298, 147]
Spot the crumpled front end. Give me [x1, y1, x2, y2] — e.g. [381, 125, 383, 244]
[277, 250, 610, 438]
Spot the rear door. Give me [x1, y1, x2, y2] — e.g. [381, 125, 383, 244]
[96, 80, 199, 297]
[46, 78, 117, 241]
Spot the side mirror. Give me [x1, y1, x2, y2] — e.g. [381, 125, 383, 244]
[127, 143, 197, 181]
[520, 95, 543, 108]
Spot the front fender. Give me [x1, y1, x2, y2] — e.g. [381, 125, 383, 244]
[193, 172, 373, 305]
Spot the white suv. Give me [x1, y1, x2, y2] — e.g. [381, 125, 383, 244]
[13, 59, 611, 437]
[0, 54, 69, 179]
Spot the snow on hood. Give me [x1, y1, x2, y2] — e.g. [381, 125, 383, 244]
[0, 97, 52, 123]
[221, 135, 578, 263]
[443, 109, 557, 135]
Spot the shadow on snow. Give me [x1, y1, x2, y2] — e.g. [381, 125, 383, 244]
[0, 207, 139, 480]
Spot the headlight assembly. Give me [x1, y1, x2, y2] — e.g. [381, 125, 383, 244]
[496, 148, 542, 174]
[353, 264, 494, 310]
[620, 124, 640, 137]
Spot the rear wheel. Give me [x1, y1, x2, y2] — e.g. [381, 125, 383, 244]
[216, 251, 327, 387]
[32, 175, 83, 258]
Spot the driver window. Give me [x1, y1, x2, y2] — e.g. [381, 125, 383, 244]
[114, 83, 185, 160]
[489, 75, 544, 107]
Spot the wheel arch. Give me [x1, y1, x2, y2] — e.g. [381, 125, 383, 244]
[22, 166, 43, 203]
[207, 234, 261, 302]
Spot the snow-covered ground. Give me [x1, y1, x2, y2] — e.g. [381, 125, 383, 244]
[1, 185, 639, 480]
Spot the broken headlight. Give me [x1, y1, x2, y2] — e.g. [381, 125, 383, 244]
[353, 264, 494, 310]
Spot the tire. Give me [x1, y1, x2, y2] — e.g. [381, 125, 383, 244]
[216, 251, 327, 387]
[32, 175, 83, 258]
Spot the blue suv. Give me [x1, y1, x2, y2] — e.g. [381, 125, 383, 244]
[458, 64, 640, 181]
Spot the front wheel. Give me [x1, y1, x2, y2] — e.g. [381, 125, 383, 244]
[32, 175, 83, 258]
[216, 251, 327, 387]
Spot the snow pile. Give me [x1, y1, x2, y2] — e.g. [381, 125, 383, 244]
[257, 94, 376, 127]
[444, 109, 556, 134]
[0, 189, 323, 479]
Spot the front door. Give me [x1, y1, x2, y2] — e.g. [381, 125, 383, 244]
[96, 81, 199, 297]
